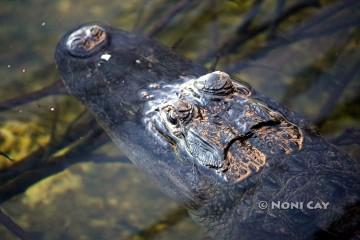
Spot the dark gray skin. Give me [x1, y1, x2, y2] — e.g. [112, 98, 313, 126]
[55, 24, 360, 240]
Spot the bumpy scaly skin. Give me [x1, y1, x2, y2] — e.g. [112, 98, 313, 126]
[56, 24, 360, 240]
[144, 71, 303, 183]
[144, 72, 360, 239]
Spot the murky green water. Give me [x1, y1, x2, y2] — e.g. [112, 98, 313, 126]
[0, 0, 359, 239]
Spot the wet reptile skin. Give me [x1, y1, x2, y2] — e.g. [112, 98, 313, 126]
[55, 24, 360, 240]
[143, 71, 303, 183]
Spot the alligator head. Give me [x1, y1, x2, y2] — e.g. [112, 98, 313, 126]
[144, 71, 303, 183]
[55, 23, 318, 239]
[55, 22, 304, 205]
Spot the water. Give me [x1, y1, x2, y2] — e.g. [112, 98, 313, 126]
[0, 0, 359, 239]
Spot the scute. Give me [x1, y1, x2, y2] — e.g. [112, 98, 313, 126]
[225, 141, 267, 182]
[187, 129, 224, 168]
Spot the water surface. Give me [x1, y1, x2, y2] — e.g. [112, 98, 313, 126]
[0, 0, 359, 239]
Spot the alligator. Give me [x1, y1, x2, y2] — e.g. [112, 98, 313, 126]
[55, 24, 360, 240]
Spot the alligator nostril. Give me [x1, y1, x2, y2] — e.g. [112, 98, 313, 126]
[90, 27, 99, 35]
[83, 39, 91, 49]
[66, 24, 108, 58]
[90, 26, 102, 37]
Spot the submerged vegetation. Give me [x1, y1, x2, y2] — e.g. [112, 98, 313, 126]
[0, 0, 359, 239]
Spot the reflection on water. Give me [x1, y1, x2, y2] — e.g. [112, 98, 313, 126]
[0, 0, 359, 239]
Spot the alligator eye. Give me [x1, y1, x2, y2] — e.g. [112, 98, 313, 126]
[167, 110, 178, 125]
[66, 25, 108, 57]
[163, 100, 193, 126]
